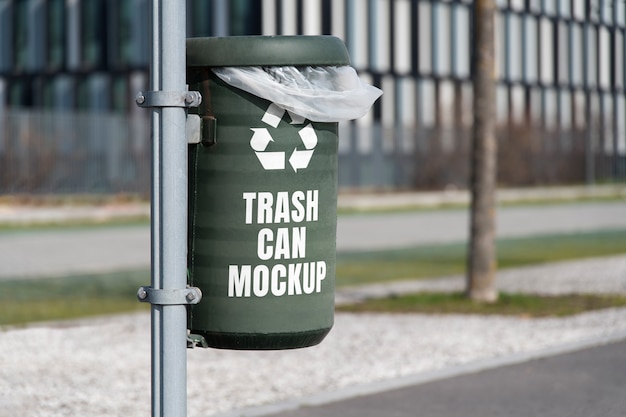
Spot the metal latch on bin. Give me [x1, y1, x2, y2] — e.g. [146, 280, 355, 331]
[186, 114, 217, 146]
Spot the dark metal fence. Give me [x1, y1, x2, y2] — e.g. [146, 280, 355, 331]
[0, 0, 625, 194]
[327, 0, 626, 189]
[0, 110, 150, 195]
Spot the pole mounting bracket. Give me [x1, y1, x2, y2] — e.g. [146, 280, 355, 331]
[137, 286, 203, 305]
[135, 90, 202, 108]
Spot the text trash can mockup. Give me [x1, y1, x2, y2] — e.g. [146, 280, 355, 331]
[186, 36, 382, 350]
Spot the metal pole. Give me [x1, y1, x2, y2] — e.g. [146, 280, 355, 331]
[149, 0, 162, 414]
[151, 0, 188, 416]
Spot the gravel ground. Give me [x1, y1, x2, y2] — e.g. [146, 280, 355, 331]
[2, 256, 626, 417]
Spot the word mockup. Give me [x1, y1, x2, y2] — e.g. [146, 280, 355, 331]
[228, 190, 327, 298]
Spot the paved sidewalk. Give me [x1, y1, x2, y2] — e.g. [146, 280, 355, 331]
[264, 339, 626, 417]
[337, 201, 626, 250]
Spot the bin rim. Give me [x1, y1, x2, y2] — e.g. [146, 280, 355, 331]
[186, 35, 351, 68]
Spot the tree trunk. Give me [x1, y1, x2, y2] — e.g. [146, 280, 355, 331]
[467, 0, 497, 302]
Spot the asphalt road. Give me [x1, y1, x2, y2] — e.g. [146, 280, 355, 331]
[266, 339, 626, 417]
[337, 201, 626, 250]
[1, 201, 625, 279]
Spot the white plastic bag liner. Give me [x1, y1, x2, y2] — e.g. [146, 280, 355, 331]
[212, 66, 383, 122]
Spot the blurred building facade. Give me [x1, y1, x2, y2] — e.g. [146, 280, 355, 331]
[0, 0, 624, 194]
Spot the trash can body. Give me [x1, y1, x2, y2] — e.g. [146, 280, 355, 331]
[186, 36, 349, 350]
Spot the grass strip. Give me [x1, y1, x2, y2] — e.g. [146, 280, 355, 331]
[336, 229, 626, 287]
[0, 217, 149, 234]
[0, 270, 150, 326]
[337, 292, 626, 318]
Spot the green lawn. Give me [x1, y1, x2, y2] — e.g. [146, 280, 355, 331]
[337, 292, 626, 317]
[336, 229, 626, 287]
[0, 270, 150, 326]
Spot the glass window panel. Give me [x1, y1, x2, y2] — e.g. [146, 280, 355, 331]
[616, 31, 624, 88]
[453, 5, 470, 78]
[618, 96, 626, 153]
[418, 2, 431, 74]
[617, 1, 626, 26]
[262, 0, 277, 36]
[573, 1, 585, 20]
[54, 76, 74, 109]
[540, 17, 554, 85]
[381, 76, 395, 134]
[0, 1, 12, 72]
[433, 2, 450, 75]
[602, 93, 613, 153]
[280, 0, 297, 35]
[9, 80, 29, 107]
[529, 0, 541, 13]
[47, 0, 65, 69]
[231, 0, 262, 35]
[14, 1, 28, 71]
[495, 13, 505, 79]
[347, 0, 369, 69]
[544, 88, 557, 130]
[82, 0, 106, 68]
[419, 79, 435, 127]
[117, 0, 133, 65]
[398, 77, 416, 152]
[543, 0, 556, 15]
[43, 79, 55, 108]
[394, 0, 412, 74]
[112, 76, 127, 112]
[511, 85, 525, 124]
[558, 21, 569, 85]
[590, 1, 600, 22]
[372, 0, 390, 72]
[331, 0, 346, 40]
[570, 24, 583, 85]
[598, 27, 610, 88]
[28, 0, 46, 72]
[573, 90, 585, 130]
[398, 77, 416, 128]
[439, 80, 454, 128]
[302, 0, 322, 35]
[523, 15, 538, 83]
[508, 14, 522, 81]
[560, 90, 571, 129]
[558, 0, 570, 17]
[602, 0, 613, 24]
[191, 0, 212, 36]
[496, 85, 508, 123]
[586, 26, 597, 87]
[510, 0, 524, 11]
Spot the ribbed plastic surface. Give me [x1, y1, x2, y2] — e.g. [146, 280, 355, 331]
[186, 35, 350, 67]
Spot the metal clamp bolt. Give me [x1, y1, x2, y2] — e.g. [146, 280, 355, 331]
[137, 287, 148, 300]
[135, 93, 146, 105]
[137, 286, 202, 305]
[135, 90, 202, 108]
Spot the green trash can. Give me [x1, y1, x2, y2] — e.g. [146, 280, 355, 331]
[186, 36, 351, 350]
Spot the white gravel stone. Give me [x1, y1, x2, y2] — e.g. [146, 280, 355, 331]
[2, 306, 626, 417]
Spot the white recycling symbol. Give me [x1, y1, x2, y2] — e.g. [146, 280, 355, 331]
[250, 103, 318, 172]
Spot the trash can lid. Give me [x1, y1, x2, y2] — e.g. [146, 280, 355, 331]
[186, 36, 351, 67]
